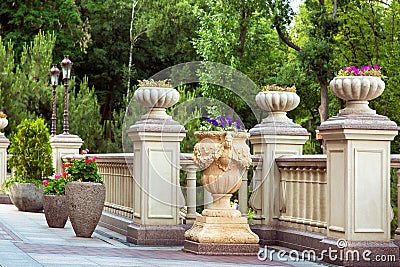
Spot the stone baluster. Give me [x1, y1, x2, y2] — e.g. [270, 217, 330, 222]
[182, 163, 198, 224]
[238, 171, 248, 217]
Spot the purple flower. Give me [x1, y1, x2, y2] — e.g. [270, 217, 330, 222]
[218, 116, 227, 127]
[226, 117, 233, 126]
[373, 64, 380, 70]
[235, 120, 242, 130]
[211, 119, 218, 126]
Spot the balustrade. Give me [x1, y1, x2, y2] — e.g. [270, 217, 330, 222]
[275, 155, 327, 233]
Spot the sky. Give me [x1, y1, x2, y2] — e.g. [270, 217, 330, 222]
[290, 0, 304, 13]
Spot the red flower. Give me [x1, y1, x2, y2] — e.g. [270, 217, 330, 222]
[62, 163, 71, 169]
[63, 172, 67, 179]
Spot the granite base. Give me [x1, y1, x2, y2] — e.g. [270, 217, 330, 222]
[183, 240, 260, 255]
[127, 223, 191, 246]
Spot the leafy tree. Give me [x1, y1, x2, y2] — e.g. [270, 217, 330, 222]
[0, 31, 55, 135]
[193, 0, 286, 127]
[0, 0, 86, 61]
[268, 0, 340, 122]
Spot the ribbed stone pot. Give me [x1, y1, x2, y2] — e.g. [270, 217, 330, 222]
[0, 118, 8, 131]
[134, 86, 179, 119]
[66, 182, 105, 238]
[255, 91, 300, 122]
[9, 183, 43, 212]
[192, 131, 251, 218]
[329, 76, 385, 114]
[43, 195, 68, 228]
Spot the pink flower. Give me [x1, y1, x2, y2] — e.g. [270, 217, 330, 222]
[54, 173, 62, 179]
[42, 180, 49, 186]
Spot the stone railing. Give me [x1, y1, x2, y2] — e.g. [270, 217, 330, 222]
[391, 154, 400, 238]
[62, 153, 134, 219]
[275, 155, 327, 234]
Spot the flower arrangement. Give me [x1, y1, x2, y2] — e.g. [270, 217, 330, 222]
[137, 79, 172, 88]
[338, 64, 382, 78]
[200, 116, 246, 132]
[0, 110, 7, 118]
[43, 173, 67, 195]
[64, 149, 103, 184]
[261, 84, 296, 92]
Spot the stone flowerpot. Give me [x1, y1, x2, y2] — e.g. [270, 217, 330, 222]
[65, 182, 105, 238]
[184, 131, 259, 247]
[193, 131, 252, 218]
[255, 91, 300, 122]
[134, 86, 180, 119]
[43, 195, 68, 228]
[0, 118, 8, 131]
[9, 183, 43, 212]
[329, 76, 385, 115]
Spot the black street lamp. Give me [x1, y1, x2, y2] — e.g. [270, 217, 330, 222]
[50, 64, 60, 136]
[60, 55, 73, 135]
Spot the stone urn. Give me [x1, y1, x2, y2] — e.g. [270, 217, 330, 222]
[329, 76, 385, 115]
[43, 195, 68, 228]
[65, 182, 105, 238]
[184, 131, 259, 255]
[255, 91, 300, 122]
[9, 183, 43, 212]
[134, 86, 179, 119]
[0, 118, 8, 132]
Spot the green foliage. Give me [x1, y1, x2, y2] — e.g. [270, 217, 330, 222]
[65, 154, 102, 184]
[6, 118, 53, 188]
[0, 31, 55, 136]
[43, 174, 67, 195]
[0, 0, 86, 62]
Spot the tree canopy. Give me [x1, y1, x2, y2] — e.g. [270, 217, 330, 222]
[1, 0, 400, 154]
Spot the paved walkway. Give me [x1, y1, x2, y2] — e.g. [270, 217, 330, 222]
[0, 204, 333, 267]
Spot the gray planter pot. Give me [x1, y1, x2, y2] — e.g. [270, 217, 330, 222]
[66, 182, 105, 238]
[43, 195, 68, 228]
[9, 183, 43, 212]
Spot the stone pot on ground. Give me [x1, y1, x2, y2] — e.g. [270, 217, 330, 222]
[43, 195, 68, 228]
[9, 183, 43, 212]
[65, 181, 105, 238]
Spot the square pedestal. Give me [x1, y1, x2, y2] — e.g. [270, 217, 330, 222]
[184, 216, 260, 255]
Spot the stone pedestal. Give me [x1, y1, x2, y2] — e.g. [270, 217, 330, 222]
[249, 121, 309, 230]
[126, 118, 186, 245]
[50, 134, 83, 173]
[318, 114, 399, 266]
[0, 134, 10, 204]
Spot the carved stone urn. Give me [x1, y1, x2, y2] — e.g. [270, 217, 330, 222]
[255, 91, 300, 122]
[329, 76, 384, 115]
[134, 87, 179, 119]
[184, 131, 259, 255]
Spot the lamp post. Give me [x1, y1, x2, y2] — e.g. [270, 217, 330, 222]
[50, 64, 60, 136]
[60, 55, 73, 135]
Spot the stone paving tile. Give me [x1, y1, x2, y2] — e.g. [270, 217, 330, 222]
[15, 242, 290, 266]
[0, 204, 329, 267]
